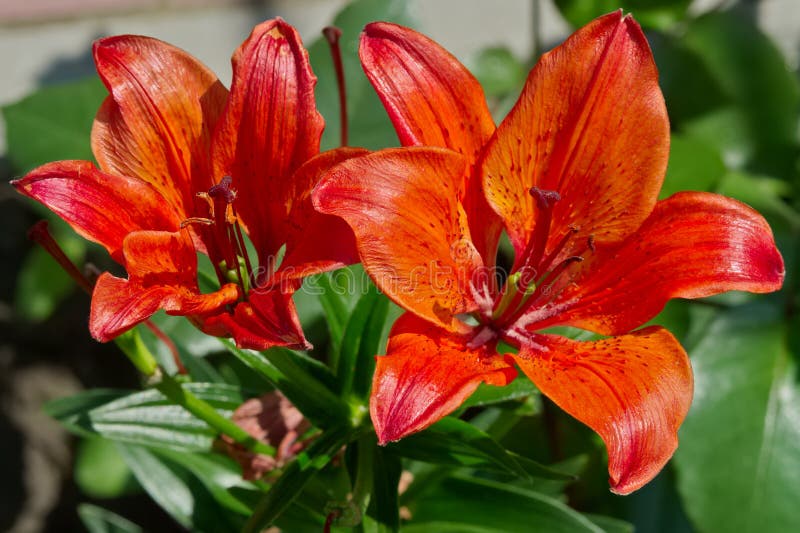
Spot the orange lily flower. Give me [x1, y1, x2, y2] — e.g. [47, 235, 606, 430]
[314, 12, 785, 494]
[13, 19, 362, 350]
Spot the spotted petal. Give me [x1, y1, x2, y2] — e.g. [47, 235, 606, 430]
[274, 147, 368, 283]
[371, 313, 517, 445]
[482, 12, 669, 267]
[212, 18, 324, 267]
[360, 21, 500, 265]
[12, 161, 181, 263]
[314, 147, 482, 330]
[519, 192, 785, 336]
[202, 286, 310, 351]
[512, 327, 693, 494]
[90, 230, 239, 341]
[92, 34, 227, 217]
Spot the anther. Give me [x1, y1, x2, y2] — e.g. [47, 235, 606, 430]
[529, 187, 561, 210]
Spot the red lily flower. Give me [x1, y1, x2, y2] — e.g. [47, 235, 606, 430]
[13, 19, 362, 350]
[313, 12, 785, 494]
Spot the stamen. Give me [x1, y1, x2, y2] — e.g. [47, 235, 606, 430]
[529, 187, 560, 210]
[498, 255, 584, 328]
[207, 176, 239, 270]
[27, 220, 93, 294]
[323, 26, 349, 147]
[518, 186, 561, 288]
[180, 217, 214, 228]
[539, 225, 579, 274]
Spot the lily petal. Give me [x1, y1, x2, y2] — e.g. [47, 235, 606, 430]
[314, 147, 482, 330]
[274, 147, 368, 283]
[360, 21, 494, 162]
[482, 12, 669, 263]
[212, 18, 324, 266]
[90, 230, 239, 341]
[92, 34, 227, 217]
[522, 192, 785, 336]
[371, 313, 517, 445]
[360, 22, 500, 265]
[512, 327, 693, 495]
[11, 161, 181, 263]
[202, 286, 310, 351]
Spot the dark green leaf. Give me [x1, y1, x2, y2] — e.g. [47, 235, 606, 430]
[47, 383, 244, 450]
[408, 474, 603, 532]
[673, 303, 800, 533]
[461, 374, 539, 410]
[367, 445, 402, 532]
[312, 272, 351, 356]
[651, 32, 730, 127]
[78, 504, 143, 533]
[222, 342, 350, 428]
[45, 388, 128, 437]
[583, 514, 634, 533]
[308, 0, 414, 151]
[337, 284, 391, 401]
[243, 425, 354, 532]
[154, 448, 262, 516]
[2, 77, 105, 172]
[387, 417, 572, 480]
[554, 0, 690, 30]
[116, 443, 242, 531]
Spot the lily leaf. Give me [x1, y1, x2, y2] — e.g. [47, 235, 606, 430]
[407, 474, 603, 532]
[243, 425, 354, 532]
[75, 437, 136, 498]
[78, 504, 143, 533]
[681, 10, 800, 180]
[2, 77, 105, 172]
[46, 383, 244, 451]
[337, 284, 392, 401]
[554, 0, 690, 30]
[116, 443, 243, 531]
[387, 417, 572, 481]
[460, 374, 539, 410]
[673, 302, 800, 533]
[222, 342, 350, 428]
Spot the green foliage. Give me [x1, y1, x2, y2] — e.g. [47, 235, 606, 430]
[674, 304, 800, 533]
[7, 0, 800, 531]
[2, 77, 105, 172]
[78, 504, 143, 533]
[554, 0, 691, 30]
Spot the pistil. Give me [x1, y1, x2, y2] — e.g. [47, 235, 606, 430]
[323, 26, 349, 147]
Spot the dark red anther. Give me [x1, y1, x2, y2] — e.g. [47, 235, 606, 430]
[27, 220, 94, 295]
[208, 175, 236, 205]
[529, 187, 561, 210]
[587, 234, 596, 253]
[323, 25, 349, 147]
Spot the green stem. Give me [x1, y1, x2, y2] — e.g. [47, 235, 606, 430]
[115, 328, 159, 377]
[115, 328, 275, 457]
[155, 372, 276, 457]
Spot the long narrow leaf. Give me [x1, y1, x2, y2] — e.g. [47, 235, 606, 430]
[243, 425, 355, 532]
[222, 341, 350, 428]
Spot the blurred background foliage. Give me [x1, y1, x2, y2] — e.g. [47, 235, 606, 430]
[2, 0, 799, 531]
